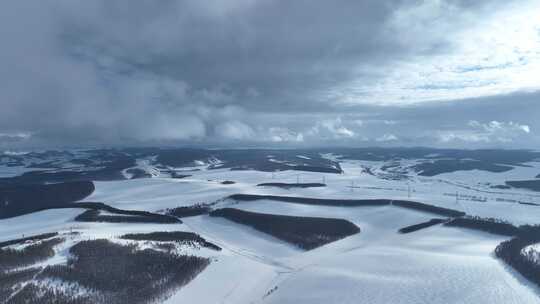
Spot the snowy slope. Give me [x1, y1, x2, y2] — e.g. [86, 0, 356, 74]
[2, 157, 540, 303]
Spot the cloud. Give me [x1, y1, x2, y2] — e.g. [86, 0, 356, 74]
[437, 131, 490, 143]
[335, 1, 540, 106]
[268, 127, 304, 143]
[214, 120, 255, 141]
[468, 120, 531, 134]
[0, 0, 538, 148]
[1, 151, 30, 156]
[353, 120, 364, 127]
[308, 118, 355, 139]
[436, 119, 532, 144]
[376, 134, 399, 142]
[0, 132, 32, 144]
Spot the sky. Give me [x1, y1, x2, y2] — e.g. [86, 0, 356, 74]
[1, 0, 539, 149]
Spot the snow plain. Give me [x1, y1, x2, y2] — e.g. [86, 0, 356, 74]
[2, 158, 540, 303]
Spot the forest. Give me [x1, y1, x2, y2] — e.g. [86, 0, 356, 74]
[120, 231, 221, 251]
[210, 208, 360, 250]
[38, 239, 210, 304]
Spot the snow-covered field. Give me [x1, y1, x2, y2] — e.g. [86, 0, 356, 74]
[2, 158, 540, 303]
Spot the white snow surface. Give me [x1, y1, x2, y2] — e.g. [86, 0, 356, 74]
[2, 160, 540, 303]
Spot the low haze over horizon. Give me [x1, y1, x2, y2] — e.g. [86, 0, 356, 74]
[1, 1, 539, 149]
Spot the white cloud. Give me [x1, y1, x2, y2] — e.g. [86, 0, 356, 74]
[2, 150, 29, 156]
[309, 117, 355, 139]
[438, 120, 531, 144]
[268, 127, 304, 143]
[376, 134, 398, 142]
[0, 132, 32, 139]
[334, 0, 540, 106]
[0, 132, 33, 144]
[437, 131, 490, 143]
[468, 120, 531, 134]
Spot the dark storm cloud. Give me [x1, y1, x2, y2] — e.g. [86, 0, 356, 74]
[0, 0, 537, 148]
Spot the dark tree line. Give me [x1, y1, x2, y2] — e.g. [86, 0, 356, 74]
[0, 267, 42, 301]
[124, 168, 152, 179]
[495, 225, 540, 289]
[51, 201, 181, 223]
[0, 235, 64, 302]
[210, 208, 360, 250]
[398, 219, 447, 234]
[411, 159, 513, 177]
[390, 200, 465, 217]
[0, 238, 64, 272]
[74, 210, 178, 224]
[165, 203, 213, 218]
[256, 183, 326, 189]
[444, 216, 520, 236]
[0, 232, 58, 248]
[0, 181, 95, 219]
[40, 239, 210, 304]
[170, 172, 192, 179]
[120, 231, 221, 251]
[228, 194, 466, 217]
[5, 282, 94, 304]
[506, 179, 540, 192]
[229, 194, 391, 207]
